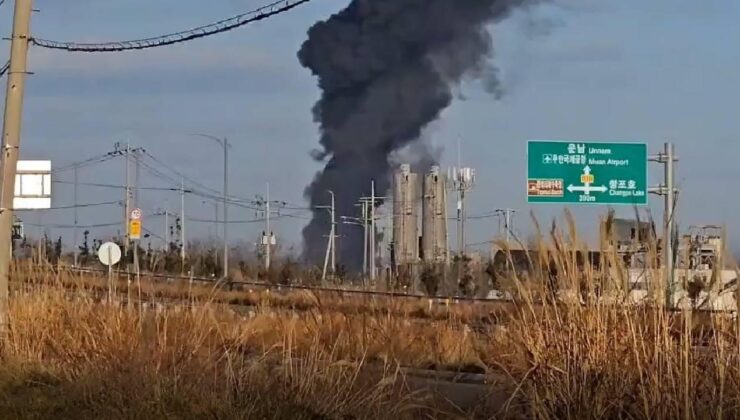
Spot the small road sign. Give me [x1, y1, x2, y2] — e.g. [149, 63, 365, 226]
[130, 208, 142, 221]
[98, 242, 121, 266]
[129, 220, 142, 241]
[527, 141, 648, 205]
[14, 160, 52, 210]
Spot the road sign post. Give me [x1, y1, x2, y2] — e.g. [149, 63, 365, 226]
[527, 141, 648, 205]
[98, 242, 122, 303]
[128, 208, 142, 309]
[649, 142, 679, 308]
[528, 140, 680, 308]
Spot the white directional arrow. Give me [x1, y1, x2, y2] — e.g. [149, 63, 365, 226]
[568, 184, 607, 194]
[568, 165, 607, 195]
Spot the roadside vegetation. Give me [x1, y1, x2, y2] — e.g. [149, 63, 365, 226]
[3, 215, 740, 419]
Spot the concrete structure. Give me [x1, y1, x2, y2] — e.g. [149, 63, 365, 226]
[421, 166, 448, 264]
[392, 164, 419, 266]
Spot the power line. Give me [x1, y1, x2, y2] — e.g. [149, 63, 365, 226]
[25, 211, 160, 229]
[136, 152, 264, 210]
[51, 150, 122, 174]
[53, 179, 184, 192]
[25, 221, 121, 229]
[138, 151, 222, 197]
[0, 61, 9, 78]
[16, 200, 121, 211]
[30, 0, 312, 53]
[186, 210, 309, 224]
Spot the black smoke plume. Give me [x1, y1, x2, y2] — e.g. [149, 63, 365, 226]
[299, 0, 538, 269]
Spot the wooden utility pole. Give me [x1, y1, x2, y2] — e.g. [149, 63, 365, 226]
[0, 0, 34, 338]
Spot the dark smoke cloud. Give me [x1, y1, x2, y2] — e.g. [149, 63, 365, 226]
[299, 0, 540, 269]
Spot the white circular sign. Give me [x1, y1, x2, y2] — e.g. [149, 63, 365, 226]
[98, 242, 122, 266]
[130, 208, 142, 220]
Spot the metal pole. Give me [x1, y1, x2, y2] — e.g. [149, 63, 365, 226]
[223, 138, 229, 279]
[0, 0, 33, 338]
[124, 142, 131, 258]
[496, 208, 516, 246]
[164, 211, 168, 251]
[665, 142, 675, 307]
[73, 164, 79, 267]
[265, 182, 271, 271]
[370, 180, 376, 281]
[460, 190, 466, 255]
[362, 200, 368, 276]
[330, 190, 336, 274]
[443, 185, 450, 266]
[322, 225, 331, 284]
[134, 149, 140, 211]
[180, 177, 186, 270]
[108, 251, 113, 303]
[130, 241, 138, 311]
[505, 210, 511, 245]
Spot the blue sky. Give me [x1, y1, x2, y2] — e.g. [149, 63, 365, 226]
[3, 0, 740, 255]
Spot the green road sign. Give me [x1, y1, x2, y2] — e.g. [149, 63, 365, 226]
[527, 141, 648, 205]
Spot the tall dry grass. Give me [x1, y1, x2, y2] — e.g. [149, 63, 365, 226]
[0, 289, 442, 419]
[5, 212, 740, 418]
[485, 211, 740, 419]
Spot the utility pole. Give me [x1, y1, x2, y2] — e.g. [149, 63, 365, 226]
[362, 200, 368, 276]
[123, 142, 132, 259]
[154, 208, 175, 251]
[164, 210, 169, 250]
[134, 148, 140, 213]
[330, 190, 336, 274]
[495, 208, 516, 246]
[255, 186, 282, 274]
[192, 133, 229, 279]
[371, 180, 376, 282]
[223, 138, 229, 279]
[450, 167, 476, 256]
[180, 177, 186, 270]
[495, 208, 516, 272]
[131, 148, 140, 303]
[664, 142, 676, 306]
[73, 164, 79, 267]
[319, 190, 336, 284]
[264, 186, 271, 270]
[0, 0, 34, 338]
[649, 142, 679, 308]
[357, 182, 387, 284]
[459, 189, 466, 254]
[457, 138, 463, 255]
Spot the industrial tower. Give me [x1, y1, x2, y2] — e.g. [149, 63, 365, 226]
[422, 166, 449, 264]
[392, 164, 419, 266]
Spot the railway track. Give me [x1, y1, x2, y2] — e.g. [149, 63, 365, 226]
[22, 265, 740, 317]
[60, 266, 501, 303]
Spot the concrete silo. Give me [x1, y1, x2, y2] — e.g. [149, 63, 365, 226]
[392, 164, 419, 266]
[422, 166, 449, 264]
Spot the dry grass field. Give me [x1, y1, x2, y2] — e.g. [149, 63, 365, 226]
[3, 220, 740, 419]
